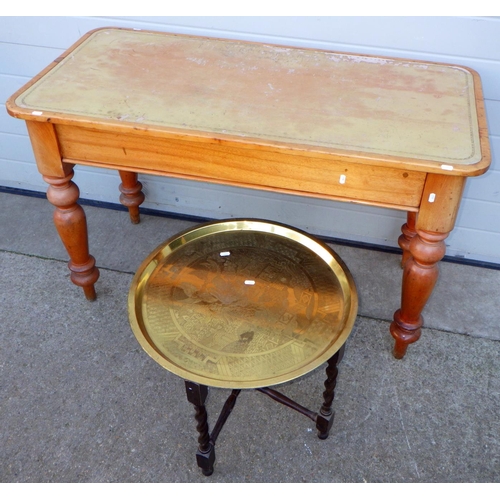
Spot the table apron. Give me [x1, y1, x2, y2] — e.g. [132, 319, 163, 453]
[55, 124, 426, 209]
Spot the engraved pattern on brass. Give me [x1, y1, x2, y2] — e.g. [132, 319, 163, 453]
[129, 220, 357, 388]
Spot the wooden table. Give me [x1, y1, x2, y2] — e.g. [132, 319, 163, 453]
[6, 27, 491, 359]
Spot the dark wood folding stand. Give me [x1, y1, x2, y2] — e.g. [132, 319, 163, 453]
[184, 347, 344, 476]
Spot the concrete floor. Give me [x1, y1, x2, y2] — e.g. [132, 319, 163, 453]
[1, 190, 499, 483]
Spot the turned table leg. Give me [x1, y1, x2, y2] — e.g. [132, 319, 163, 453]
[185, 381, 215, 476]
[398, 212, 417, 268]
[391, 174, 465, 359]
[390, 229, 448, 359]
[43, 171, 100, 300]
[118, 171, 145, 224]
[316, 346, 343, 439]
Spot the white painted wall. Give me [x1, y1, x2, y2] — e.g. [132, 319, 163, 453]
[1, 16, 499, 263]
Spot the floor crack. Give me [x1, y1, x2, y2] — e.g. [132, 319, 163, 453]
[393, 385, 421, 479]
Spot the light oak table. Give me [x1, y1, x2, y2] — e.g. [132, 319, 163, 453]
[6, 27, 491, 359]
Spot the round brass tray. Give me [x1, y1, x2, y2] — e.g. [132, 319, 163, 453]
[128, 219, 358, 389]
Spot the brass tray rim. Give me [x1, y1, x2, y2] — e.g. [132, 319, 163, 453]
[128, 218, 358, 389]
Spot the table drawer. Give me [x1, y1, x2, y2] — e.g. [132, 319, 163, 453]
[56, 124, 426, 209]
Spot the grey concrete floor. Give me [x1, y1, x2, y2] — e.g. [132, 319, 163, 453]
[1, 191, 499, 483]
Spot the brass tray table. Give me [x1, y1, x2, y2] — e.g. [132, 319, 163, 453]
[128, 219, 358, 475]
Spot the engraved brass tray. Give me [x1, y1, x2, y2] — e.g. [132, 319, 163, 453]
[128, 219, 358, 389]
